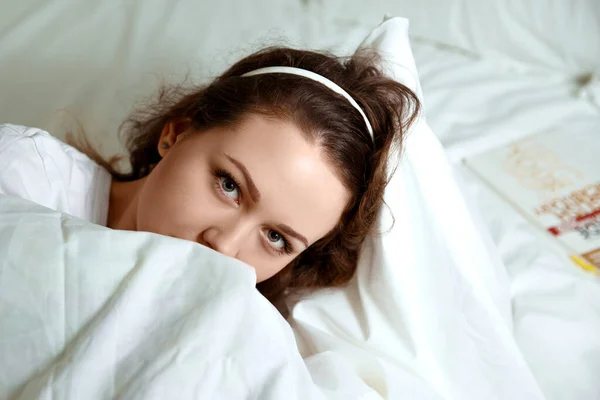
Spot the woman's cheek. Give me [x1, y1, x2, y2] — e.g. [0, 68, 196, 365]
[135, 161, 196, 231]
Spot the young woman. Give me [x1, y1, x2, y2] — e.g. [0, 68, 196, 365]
[0, 46, 419, 306]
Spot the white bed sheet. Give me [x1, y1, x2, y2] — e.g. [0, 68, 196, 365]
[412, 42, 600, 400]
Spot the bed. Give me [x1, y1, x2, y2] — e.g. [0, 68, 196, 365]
[1, 1, 599, 399]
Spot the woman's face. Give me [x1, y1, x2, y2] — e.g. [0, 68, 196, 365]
[135, 114, 350, 282]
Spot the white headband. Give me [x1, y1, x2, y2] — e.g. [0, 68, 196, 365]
[241, 66, 374, 142]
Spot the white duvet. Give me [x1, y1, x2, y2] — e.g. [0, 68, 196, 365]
[0, 195, 323, 399]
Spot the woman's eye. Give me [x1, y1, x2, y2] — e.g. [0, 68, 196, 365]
[267, 230, 284, 247]
[218, 175, 240, 201]
[266, 229, 293, 256]
[265, 229, 293, 256]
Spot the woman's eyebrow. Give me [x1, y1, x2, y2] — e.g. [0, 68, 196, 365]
[276, 224, 308, 248]
[225, 154, 261, 202]
[225, 153, 309, 249]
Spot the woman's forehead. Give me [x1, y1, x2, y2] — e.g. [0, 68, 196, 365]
[211, 115, 350, 241]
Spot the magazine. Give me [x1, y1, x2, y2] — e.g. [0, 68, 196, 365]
[465, 128, 600, 274]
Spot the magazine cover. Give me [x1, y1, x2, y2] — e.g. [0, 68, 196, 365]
[465, 128, 600, 273]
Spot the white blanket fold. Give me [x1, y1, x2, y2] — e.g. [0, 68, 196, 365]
[0, 195, 321, 400]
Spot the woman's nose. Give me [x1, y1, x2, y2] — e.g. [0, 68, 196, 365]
[200, 222, 250, 258]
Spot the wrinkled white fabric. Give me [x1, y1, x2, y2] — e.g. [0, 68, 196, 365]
[0, 195, 323, 400]
[0, 123, 110, 225]
[411, 43, 600, 163]
[372, 0, 600, 76]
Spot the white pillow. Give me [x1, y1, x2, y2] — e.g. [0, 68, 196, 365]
[287, 17, 547, 400]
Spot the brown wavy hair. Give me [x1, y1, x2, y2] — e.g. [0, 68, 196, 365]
[92, 46, 420, 308]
